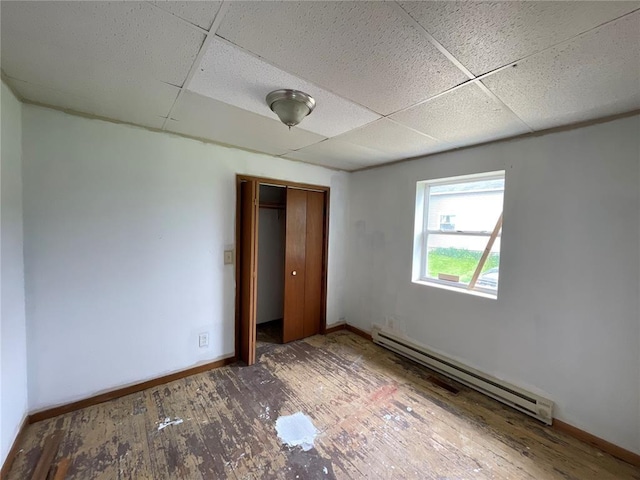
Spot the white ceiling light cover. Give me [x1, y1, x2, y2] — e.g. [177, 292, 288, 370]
[167, 91, 325, 156]
[189, 37, 380, 137]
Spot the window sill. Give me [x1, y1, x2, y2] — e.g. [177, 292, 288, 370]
[412, 278, 497, 300]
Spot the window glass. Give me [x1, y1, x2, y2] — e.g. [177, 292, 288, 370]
[414, 172, 505, 297]
[425, 234, 501, 289]
[426, 178, 504, 232]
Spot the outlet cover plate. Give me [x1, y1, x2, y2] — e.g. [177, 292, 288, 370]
[199, 332, 209, 348]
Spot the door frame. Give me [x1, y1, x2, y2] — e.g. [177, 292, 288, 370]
[234, 174, 331, 361]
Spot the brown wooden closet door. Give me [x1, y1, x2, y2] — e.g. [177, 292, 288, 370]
[239, 181, 259, 365]
[283, 188, 307, 343]
[303, 191, 324, 337]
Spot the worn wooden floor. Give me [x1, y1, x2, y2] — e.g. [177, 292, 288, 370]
[256, 320, 282, 347]
[7, 332, 640, 479]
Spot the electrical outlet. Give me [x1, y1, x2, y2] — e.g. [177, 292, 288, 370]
[198, 332, 209, 348]
[224, 250, 234, 265]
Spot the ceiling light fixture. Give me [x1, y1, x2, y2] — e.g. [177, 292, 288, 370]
[266, 89, 316, 129]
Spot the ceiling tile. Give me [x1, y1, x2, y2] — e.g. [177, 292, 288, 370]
[334, 118, 447, 159]
[285, 138, 397, 171]
[9, 77, 174, 129]
[217, 1, 467, 115]
[188, 37, 380, 137]
[400, 1, 640, 76]
[285, 119, 453, 171]
[282, 152, 365, 171]
[482, 12, 640, 131]
[150, 1, 223, 30]
[7, 66, 181, 118]
[167, 91, 325, 156]
[1, 1, 204, 87]
[391, 83, 529, 147]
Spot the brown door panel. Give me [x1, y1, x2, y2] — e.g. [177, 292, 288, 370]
[283, 188, 307, 343]
[239, 181, 259, 365]
[304, 191, 324, 337]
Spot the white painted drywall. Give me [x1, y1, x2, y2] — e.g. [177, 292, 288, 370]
[21, 105, 349, 411]
[346, 115, 640, 454]
[1, 82, 28, 465]
[257, 207, 285, 324]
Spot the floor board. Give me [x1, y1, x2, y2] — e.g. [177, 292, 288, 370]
[7, 332, 640, 479]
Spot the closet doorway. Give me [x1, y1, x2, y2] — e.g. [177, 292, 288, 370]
[235, 175, 330, 366]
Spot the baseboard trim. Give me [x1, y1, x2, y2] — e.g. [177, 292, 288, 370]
[1, 415, 29, 480]
[21, 331, 639, 469]
[350, 325, 640, 467]
[324, 324, 347, 334]
[29, 356, 236, 424]
[345, 324, 373, 341]
[552, 419, 640, 467]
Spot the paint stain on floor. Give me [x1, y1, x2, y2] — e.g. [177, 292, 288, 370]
[276, 412, 318, 451]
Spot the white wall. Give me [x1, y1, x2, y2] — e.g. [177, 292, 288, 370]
[346, 115, 640, 454]
[1, 83, 28, 464]
[21, 105, 349, 411]
[257, 208, 285, 324]
[18, 97, 639, 455]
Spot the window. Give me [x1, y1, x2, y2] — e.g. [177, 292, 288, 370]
[412, 171, 505, 298]
[439, 214, 455, 231]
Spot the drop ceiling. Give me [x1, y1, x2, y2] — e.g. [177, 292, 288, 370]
[2, 1, 639, 171]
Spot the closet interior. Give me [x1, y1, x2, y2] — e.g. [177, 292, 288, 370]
[256, 185, 286, 347]
[236, 176, 329, 366]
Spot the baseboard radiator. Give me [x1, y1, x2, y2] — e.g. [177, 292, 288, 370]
[372, 327, 554, 425]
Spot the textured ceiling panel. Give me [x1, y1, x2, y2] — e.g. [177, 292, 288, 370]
[400, 1, 640, 76]
[483, 12, 640, 131]
[280, 153, 362, 171]
[4, 66, 180, 126]
[150, 1, 223, 30]
[10, 77, 175, 129]
[189, 37, 380, 137]
[391, 83, 529, 147]
[217, 1, 467, 115]
[1, 1, 204, 88]
[285, 138, 397, 171]
[2, 1, 639, 170]
[167, 92, 325, 156]
[334, 118, 446, 159]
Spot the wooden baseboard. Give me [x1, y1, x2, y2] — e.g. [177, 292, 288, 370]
[29, 356, 236, 424]
[324, 323, 371, 340]
[552, 419, 640, 467]
[345, 324, 373, 341]
[324, 324, 347, 334]
[1, 415, 29, 480]
[340, 325, 640, 467]
[21, 328, 640, 470]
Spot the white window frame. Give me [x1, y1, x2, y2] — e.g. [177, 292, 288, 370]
[412, 170, 505, 299]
